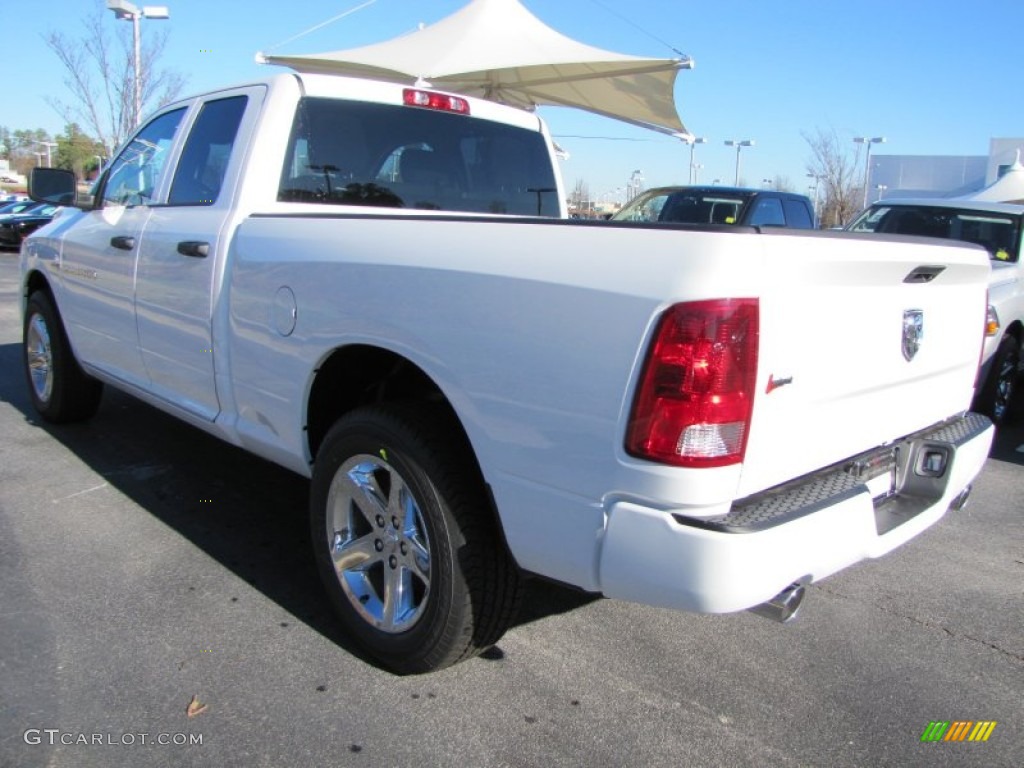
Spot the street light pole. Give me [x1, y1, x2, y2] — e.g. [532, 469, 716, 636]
[628, 169, 644, 201]
[132, 11, 141, 124]
[107, 1, 170, 127]
[724, 140, 754, 186]
[679, 135, 707, 184]
[853, 136, 886, 208]
[806, 172, 822, 223]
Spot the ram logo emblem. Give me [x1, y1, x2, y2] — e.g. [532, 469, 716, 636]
[903, 309, 924, 361]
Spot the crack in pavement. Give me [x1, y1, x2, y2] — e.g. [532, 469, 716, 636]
[813, 584, 1024, 663]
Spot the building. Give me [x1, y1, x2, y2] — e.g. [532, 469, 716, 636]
[867, 138, 1024, 202]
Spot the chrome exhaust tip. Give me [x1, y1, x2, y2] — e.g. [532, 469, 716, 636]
[949, 484, 972, 512]
[748, 579, 808, 624]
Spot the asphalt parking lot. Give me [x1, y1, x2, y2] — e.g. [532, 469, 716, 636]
[1, 251, 1021, 768]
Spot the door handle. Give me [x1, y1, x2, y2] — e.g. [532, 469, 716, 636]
[177, 241, 209, 258]
[110, 235, 135, 250]
[903, 265, 946, 283]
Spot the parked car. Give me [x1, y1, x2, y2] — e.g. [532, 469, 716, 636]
[847, 198, 1024, 423]
[0, 200, 50, 221]
[611, 185, 816, 228]
[0, 204, 59, 248]
[0, 200, 37, 216]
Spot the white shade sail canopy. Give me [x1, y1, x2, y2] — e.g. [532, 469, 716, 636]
[957, 151, 1024, 204]
[258, 0, 693, 135]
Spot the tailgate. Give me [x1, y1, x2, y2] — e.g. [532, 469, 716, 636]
[737, 231, 990, 497]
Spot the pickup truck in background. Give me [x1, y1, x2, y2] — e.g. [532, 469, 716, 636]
[848, 199, 1024, 424]
[611, 185, 816, 228]
[22, 73, 994, 673]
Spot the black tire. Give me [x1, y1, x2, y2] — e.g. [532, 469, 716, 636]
[973, 335, 1021, 426]
[22, 291, 103, 423]
[310, 404, 521, 674]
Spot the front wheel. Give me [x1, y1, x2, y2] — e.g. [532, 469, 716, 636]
[22, 291, 103, 423]
[310, 405, 521, 674]
[974, 335, 1021, 425]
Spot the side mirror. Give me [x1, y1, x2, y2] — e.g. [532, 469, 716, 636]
[29, 167, 92, 209]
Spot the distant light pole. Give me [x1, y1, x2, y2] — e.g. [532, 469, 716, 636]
[806, 172, 823, 219]
[724, 140, 754, 185]
[712, 178, 721, 186]
[107, 0, 170, 127]
[762, 178, 773, 187]
[853, 136, 886, 208]
[628, 169, 644, 201]
[875, 184, 888, 202]
[679, 135, 707, 184]
[692, 163, 704, 184]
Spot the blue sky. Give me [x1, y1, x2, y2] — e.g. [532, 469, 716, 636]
[4, 0, 1021, 200]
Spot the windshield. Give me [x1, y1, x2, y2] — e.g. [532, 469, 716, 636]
[613, 189, 749, 225]
[849, 205, 1023, 263]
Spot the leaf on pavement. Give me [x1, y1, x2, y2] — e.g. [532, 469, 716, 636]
[186, 694, 209, 718]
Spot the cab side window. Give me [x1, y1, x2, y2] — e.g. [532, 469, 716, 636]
[748, 197, 786, 227]
[169, 96, 248, 206]
[102, 108, 186, 207]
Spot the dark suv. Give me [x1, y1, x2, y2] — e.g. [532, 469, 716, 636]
[610, 185, 816, 228]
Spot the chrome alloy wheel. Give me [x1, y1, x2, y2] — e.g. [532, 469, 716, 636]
[325, 454, 432, 633]
[26, 313, 54, 404]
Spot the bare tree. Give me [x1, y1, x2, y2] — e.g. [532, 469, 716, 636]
[3, 127, 53, 177]
[803, 128, 863, 228]
[44, 2, 186, 155]
[569, 177, 591, 216]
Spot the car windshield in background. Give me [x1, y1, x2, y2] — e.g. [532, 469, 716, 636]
[278, 97, 560, 217]
[613, 189, 749, 225]
[849, 205, 1022, 263]
[0, 201, 45, 218]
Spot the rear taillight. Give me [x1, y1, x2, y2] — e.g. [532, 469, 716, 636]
[403, 88, 470, 115]
[626, 299, 759, 468]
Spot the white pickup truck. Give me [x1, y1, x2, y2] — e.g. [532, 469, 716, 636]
[848, 198, 1024, 424]
[22, 73, 994, 673]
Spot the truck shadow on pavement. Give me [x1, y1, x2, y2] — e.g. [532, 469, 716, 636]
[0, 342, 598, 671]
[989, 409, 1024, 465]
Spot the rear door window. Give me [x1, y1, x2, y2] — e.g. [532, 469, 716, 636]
[782, 198, 814, 228]
[169, 95, 248, 206]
